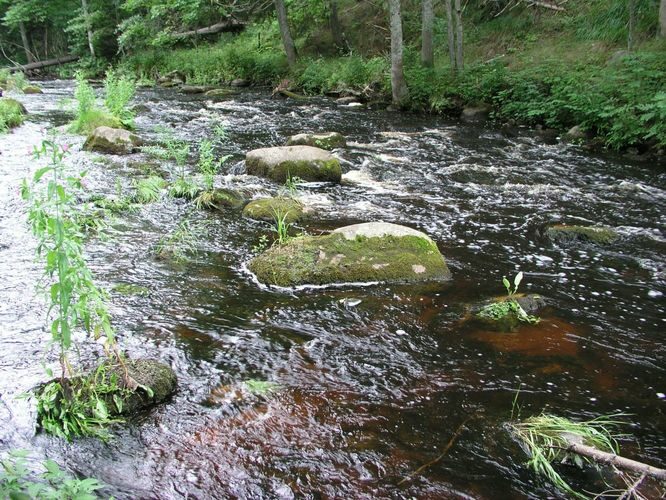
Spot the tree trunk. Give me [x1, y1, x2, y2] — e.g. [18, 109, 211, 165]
[660, 0, 666, 38]
[81, 0, 96, 58]
[421, 0, 434, 67]
[19, 21, 35, 64]
[329, 0, 345, 52]
[3, 54, 80, 73]
[275, 0, 297, 68]
[169, 20, 245, 38]
[389, 0, 409, 107]
[43, 25, 48, 59]
[454, 0, 464, 73]
[445, 0, 455, 70]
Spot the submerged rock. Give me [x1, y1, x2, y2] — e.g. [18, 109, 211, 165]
[230, 78, 249, 87]
[546, 224, 618, 246]
[564, 125, 589, 142]
[245, 145, 341, 183]
[109, 358, 177, 414]
[461, 104, 491, 123]
[470, 294, 546, 333]
[181, 85, 214, 94]
[205, 88, 237, 98]
[286, 132, 346, 150]
[243, 197, 304, 223]
[249, 222, 451, 287]
[83, 126, 143, 154]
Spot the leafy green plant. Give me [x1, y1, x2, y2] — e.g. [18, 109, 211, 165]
[133, 175, 166, 203]
[70, 72, 121, 134]
[511, 413, 626, 498]
[476, 272, 540, 327]
[279, 173, 303, 199]
[103, 69, 137, 128]
[252, 234, 269, 253]
[0, 450, 104, 499]
[36, 364, 128, 441]
[21, 139, 121, 439]
[243, 379, 279, 396]
[169, 176, 200, 200]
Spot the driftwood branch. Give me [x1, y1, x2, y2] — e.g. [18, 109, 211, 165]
[527, 1, 565, 11]
[3, 54, 79, 73]
[170, 20, 246, 38]
[398, 416, 472, 485]
[557, 437, 666, 481]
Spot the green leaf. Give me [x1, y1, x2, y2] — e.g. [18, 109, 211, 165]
[502, 276, 511, 295]
[33, 166, 53, 183]
[514, 271, 523, 293]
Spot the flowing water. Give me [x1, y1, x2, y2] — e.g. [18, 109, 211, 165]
[0, 80, 664, 499]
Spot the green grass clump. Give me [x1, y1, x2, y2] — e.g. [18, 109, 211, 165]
[154, 218, 208, 262]
[0, 98, 26, 132]
[133, 175, 166, 203]
[511, 413, 626, 498]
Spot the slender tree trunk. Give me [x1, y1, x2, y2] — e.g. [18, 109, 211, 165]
[659, 0, 666, 37]
[329, 0, 345, 52]
[454, 0, 464, 73]
[421, 0, 434, 67]
[274, 0, 296, 68]
[445, 0, 455, 70]
[44, 25, 48, 59]
[19, 22, 35, 63]
[389, 0, 409, 107]
[81, 0, 96, 58]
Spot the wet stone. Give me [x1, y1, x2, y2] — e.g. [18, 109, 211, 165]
[286, 132, 346, 150]
[546, 224, 618, 246]
[249, 222, 451, 287]
[83, 126, 144, 155]
[245, 145, 342, 183]
[243, 197, 304, 223]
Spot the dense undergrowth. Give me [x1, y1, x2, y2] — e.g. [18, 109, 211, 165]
[115, 0, 666, 153]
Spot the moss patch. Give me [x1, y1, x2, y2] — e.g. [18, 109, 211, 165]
[22, 84, 43, 94]
[546, 224, 618, 246]
[249, 233, 451, 287]
[243, 197, 304, 223]
[195, 188, 247, 210]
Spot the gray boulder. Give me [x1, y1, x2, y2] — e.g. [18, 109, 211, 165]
[83, 126, 143, 154]
[286, 132, 346, 150]
[461, 104, 491, 123]
[245, 145, 341, 183]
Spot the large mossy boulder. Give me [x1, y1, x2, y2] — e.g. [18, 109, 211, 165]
[286, 132, 346, 150]
[243, 197, 304, 223]
[196, 188, 247, 210]
[546, 224, 618, 246]
[245, 146, 342, 183]
[22, 84, 43, 94]
[83, 126, 143, 154]
[249, 222, 451, 287]
[0, 97, 27, 128]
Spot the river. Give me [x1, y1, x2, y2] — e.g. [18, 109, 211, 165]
[0, 80, 664, 498]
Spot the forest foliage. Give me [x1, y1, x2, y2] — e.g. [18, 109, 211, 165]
[1, 0, 665, 150]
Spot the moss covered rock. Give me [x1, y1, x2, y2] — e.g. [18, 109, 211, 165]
[83, 126, 144, 154]
[546, 224, 618, 246]
[22, 84, 43, 94]
[249, 222, 451, 287]
[286, 132, 346, 150]
[471, 293, 546, 332]
[107, 358, 177, 415]
[0, 97, 27, 129]
[245, 145, 341, 183]
[196, 188, 247, 210]
[243, 197, 304, 223]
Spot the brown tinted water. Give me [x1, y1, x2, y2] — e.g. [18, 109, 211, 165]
[0, 80, 664, 498]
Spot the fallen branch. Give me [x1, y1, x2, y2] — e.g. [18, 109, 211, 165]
[398, 416, 472, 485]
[558, 438, 666, 481]
[527, 1, 565, 11]
[170, 20, 246, 38]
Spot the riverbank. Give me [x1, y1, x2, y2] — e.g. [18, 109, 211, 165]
[113, 13, 666, 159]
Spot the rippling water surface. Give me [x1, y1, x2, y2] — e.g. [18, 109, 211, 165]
[0, 81, 664, 498]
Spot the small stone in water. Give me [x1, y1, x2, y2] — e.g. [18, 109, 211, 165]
[396, 329, 407, 336]
[648, 290, 663, 298]
[657, 392, 665, 399]
[340, 298, 362, 308]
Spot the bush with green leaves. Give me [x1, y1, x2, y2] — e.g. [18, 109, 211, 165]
[0, 450, 104, 499]
[104, 70, 137, 128]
